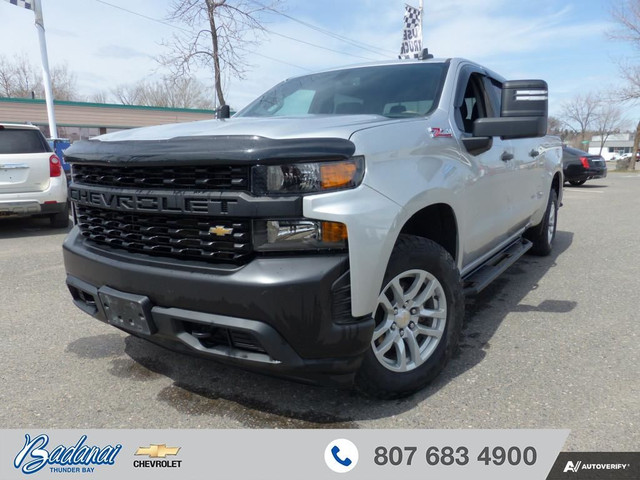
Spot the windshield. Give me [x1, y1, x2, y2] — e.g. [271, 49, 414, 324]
[236, 63, 448, 118]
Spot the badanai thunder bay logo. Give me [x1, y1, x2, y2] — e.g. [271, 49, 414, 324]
[13, 434, 121, 474]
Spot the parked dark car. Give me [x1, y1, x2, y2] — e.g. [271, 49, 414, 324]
[562, 146, 607, 186]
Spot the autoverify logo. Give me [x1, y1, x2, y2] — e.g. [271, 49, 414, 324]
[563, 460, 631, 473]
[564, 461, 582, 473]
[13, 434, 122, 474]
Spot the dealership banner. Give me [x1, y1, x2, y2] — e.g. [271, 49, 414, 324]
[399, 4, 422, 59]
[0, 429, 573, 479]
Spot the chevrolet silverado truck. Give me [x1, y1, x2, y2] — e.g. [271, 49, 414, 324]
[62, 56, 563, 398]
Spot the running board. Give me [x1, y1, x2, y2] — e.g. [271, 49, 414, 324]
[462, 239, 532, 296]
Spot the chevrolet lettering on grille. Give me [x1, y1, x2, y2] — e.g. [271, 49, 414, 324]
[69, 187, 236, 215]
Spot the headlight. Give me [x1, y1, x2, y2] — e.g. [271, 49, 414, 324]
[252, 156, 364, 195]
[254, 219, 348, 251]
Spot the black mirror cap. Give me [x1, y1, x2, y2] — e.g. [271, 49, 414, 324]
[473, 116, 547, 139]
[217, 105, 231, 119]
[501, 80, 548, 118]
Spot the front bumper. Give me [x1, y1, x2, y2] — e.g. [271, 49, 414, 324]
[63, 228, 375, 385]
[0, 200, 67, 218]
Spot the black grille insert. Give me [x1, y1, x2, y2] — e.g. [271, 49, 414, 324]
[76, 205, 253, 264]
[72, 164, 250, 191]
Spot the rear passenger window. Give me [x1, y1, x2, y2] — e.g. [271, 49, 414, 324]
[0, 128, 49, 154]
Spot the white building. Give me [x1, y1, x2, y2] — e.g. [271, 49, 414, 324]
[588, 133, 634, 160]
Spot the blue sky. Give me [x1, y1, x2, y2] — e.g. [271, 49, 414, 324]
[0, 0, 636, 121]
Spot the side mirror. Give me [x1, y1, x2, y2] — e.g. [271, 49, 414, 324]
[473, 80, 548, 139]
[501, 80, 548, 117]
[217, 105, 231, 119]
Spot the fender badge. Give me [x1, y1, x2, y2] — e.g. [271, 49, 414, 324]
[429, 127, 453, 138]
[209, 225, 233, 237]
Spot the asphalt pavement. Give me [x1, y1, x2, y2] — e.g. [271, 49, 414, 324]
[1, 172, 638, 451]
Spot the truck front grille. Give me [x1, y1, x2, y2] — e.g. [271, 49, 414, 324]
[76, 205, 253, 264]
[72, 164, 250, 191]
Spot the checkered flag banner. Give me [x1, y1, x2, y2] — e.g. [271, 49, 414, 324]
[399, 4, 422, 59]
[3, 0, 33, 10]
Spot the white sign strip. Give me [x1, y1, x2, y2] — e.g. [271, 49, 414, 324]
[1, 429, 569, 480]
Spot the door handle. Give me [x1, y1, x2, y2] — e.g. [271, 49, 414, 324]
[501, 152, 514, 161]
[529, 149, 540, 157]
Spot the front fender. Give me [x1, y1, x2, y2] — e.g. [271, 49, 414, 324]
[303, 185, 402, 318]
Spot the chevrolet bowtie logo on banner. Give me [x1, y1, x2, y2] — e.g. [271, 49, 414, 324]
[135, 444, 180, 458]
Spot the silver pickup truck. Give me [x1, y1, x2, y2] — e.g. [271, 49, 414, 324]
[63, 56, 563, 398]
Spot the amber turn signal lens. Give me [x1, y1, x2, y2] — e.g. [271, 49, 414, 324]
[321, 221, 348, 243]
[320, 162, 358, 189]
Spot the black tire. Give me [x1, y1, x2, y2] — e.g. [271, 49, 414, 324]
[525, 189, 558, 256]
[568, 179, 586, 186]
[355, 235, 464, 399]
[49, 202, 70, 228]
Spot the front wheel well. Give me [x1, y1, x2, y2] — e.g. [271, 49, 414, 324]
[552, 172, 561, 198]
[399, 203, 458, 262]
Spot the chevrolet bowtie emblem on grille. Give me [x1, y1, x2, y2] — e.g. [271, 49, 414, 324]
[135, 445, 180, 458]
[209, 225, 233, 237]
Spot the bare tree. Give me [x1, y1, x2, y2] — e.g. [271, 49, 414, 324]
[0, 55, 14, 97]
[0, 55, 80, 101]
[609, 0, 640, 170]
[111, 76, 215, 109]
[46, 63, 79, 101]
[0, 54, 41, 98]
[615, 60, 640, 102]
[560, 92, 601, 148]
[90, 90, 111, 104]
[159, 0, 280, 107]
[592, 104, 627, 155]
[111, 83, 145, 105]
[547, 115, 570, 141]
[153, 77, 215, 109]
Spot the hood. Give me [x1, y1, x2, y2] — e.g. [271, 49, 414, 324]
[96, 114, 393, 142]
[64, 115, 396, 166]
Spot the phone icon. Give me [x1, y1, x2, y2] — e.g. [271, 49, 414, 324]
[325, 438, 358, 473]
[331, 445, 352, 467]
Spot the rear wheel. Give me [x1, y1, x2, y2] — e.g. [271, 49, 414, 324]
[568, 179, 586, 186]
[355, 235, 464, 399]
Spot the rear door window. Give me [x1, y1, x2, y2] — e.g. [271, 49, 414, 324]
[0, 128, 50, 154]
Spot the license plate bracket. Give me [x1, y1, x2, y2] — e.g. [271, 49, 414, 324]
[98, 286, 156, 335]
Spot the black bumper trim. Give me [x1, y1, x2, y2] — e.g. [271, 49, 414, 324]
[63, 227, 375, 382]
[153, 307, 299, 365]
[66, 275, 370, 385]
